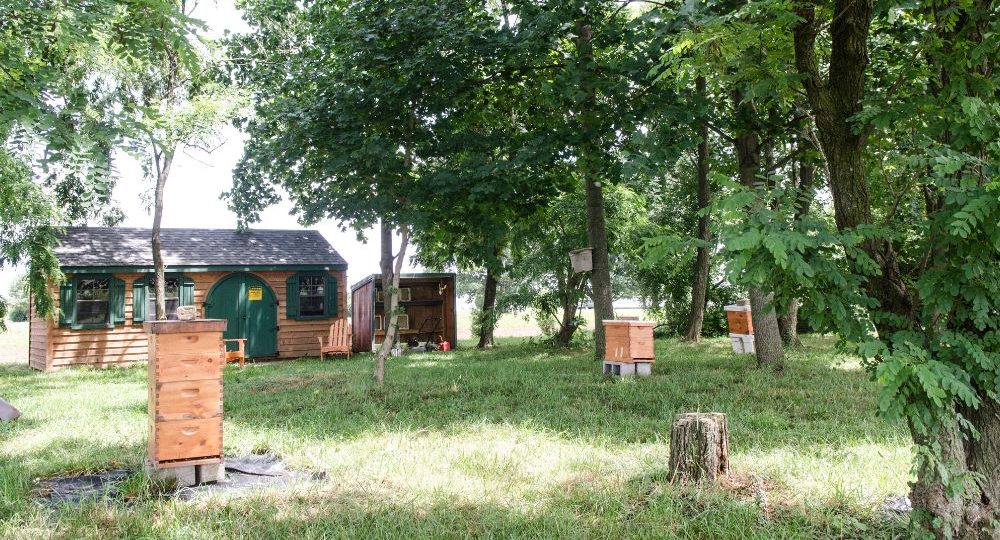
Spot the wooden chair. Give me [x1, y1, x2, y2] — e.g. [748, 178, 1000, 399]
[319, 319, 352, 360]
[222, 338, 247, 367]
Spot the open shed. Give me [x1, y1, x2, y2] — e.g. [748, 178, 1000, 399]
[29, 227, 348, 371]
[350, 273, 458, 352]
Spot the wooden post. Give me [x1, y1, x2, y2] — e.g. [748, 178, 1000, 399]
[668, 412, 730, 483]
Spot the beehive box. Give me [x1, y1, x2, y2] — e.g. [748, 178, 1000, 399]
[724, 304, 754, 335]
[603, 320, 655, 363]
[146, 320, 226, 469]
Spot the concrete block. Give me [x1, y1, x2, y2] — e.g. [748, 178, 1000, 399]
[603, 361, 637, 377]
[635, 362, 653, 377]
[145, 459, 225, 487]
[730, 333, 755, 354]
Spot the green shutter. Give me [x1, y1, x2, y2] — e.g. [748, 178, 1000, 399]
[110, 276, 125, 325]
[324, 275, 338, 317]
[180, 275, 195, 306]
[286, 275, 299, 318]
[58, 282, 75, 326]
[132, 279, 147, 323]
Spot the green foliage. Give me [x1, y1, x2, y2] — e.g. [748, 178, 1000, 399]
[226, 0, 505, 231]
[4, 274, 29, 322]
[0, 0, 199, 324]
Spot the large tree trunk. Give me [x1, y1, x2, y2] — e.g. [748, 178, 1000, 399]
[477, 266, 498, 349]
[576, 20, 615, 360]
[374, 221, 409, 385]
[732, 90, 784, 370]
[685, 75, 711, 342]
[792, 0, 998, 533]
[151, 150, 173, 321]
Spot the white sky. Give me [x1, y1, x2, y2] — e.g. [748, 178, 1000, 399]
[0, 1, 422, 298]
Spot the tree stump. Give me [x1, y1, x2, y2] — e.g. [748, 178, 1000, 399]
[667, 412, 729, 483]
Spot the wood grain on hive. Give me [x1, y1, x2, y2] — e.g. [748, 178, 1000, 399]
[145, 320, 226, 469]
[724, 306, 754, 335]
[603, 320, 655, 363]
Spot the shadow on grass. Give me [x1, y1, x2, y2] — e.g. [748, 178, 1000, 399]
[219, 336, 905, 453]
[12, 463, 905, 539]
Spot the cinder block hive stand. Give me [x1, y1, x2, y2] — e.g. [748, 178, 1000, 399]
[144, 319, 227, 486]
[724, 303, 755, 354]
[602, 320, 655, 377]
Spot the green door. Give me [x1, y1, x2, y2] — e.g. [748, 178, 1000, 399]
[205, 273, 278, 358]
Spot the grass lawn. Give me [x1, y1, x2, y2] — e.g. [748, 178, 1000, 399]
[0, 336, 910, 538]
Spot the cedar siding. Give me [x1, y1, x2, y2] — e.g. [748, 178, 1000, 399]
[30, 269, 348, 371]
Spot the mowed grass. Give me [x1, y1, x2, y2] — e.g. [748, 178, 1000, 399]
[0, 336, 910, 538]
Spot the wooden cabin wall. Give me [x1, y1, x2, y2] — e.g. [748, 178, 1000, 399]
[36, 269, 347, 370]
[27, 292, 50, 371]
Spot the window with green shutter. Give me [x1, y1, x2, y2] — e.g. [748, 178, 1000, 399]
[286, 272, 338, 319]
[59, 274, 125, 329]
[134, 274, 195, 323]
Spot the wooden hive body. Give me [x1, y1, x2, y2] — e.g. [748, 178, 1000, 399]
[603, 320, 655, 363]
[724, 305, 754, 335]
[146, 320, 226, 469]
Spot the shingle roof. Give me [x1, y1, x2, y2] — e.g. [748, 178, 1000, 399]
[54, 227, 347, 268]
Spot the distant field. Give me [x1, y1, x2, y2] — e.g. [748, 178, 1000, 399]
[0, 322, 27, 365]
[456, 307, 650, 340]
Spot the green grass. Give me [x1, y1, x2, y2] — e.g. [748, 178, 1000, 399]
[0, 336, 910, 538]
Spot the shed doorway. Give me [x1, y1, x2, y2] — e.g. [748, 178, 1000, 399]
[205, 273, 278, 358]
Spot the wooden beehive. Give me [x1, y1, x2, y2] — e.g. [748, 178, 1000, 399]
[145, 320, 226, 469]
[724, 304, 754, 335]
[603, 320, 655, 363]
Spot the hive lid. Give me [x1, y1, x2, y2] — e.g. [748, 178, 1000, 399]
[144, 319, 228, 334]
[602, 320, 655, 326]
[723, 305, 752, 312]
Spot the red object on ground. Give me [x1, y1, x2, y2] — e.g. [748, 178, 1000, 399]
[439, 341, 451, 351]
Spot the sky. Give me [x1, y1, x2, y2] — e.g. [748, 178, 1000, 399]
[0, 0, 423, 297]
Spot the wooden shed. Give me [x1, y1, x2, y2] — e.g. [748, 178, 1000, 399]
[350, 273, 458, 352]
[29, 227, 348, 371]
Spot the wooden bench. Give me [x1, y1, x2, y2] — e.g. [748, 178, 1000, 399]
[318, 319, 351, 360]
[222, 338, 247, 367]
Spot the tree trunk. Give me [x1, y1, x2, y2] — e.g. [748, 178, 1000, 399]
[477, 266, 498, 349]
[667, 412, 730, 484]
[576, 20, 615, 360]
[374, 221, 410, 385]
[778, 133, 816, 348]
[685, 75, 711, 342]
[151, 150, 173, 321]
[790, 0, 997, 532]
[777, 299, 801, 348]
[732, 89, 784, 370]
[554, 272, 585, 346]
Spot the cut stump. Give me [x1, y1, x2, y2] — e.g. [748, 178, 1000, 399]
[667, 412, 729, 483]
